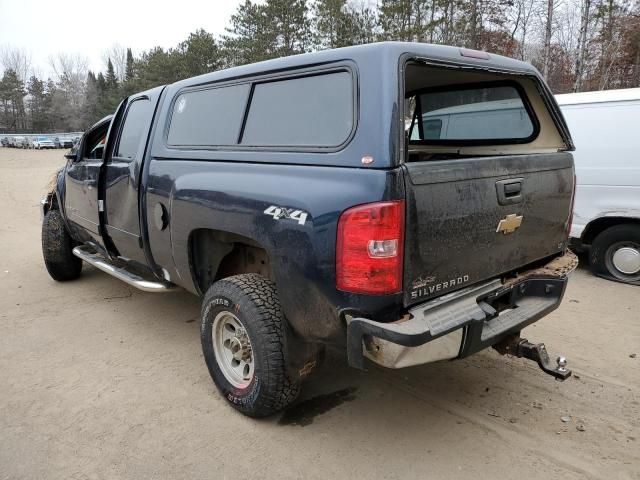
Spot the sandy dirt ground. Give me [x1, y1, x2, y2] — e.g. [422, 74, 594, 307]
[0, 148, 638, 480]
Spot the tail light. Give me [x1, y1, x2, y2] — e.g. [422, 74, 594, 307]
[336, 201, 405, 295]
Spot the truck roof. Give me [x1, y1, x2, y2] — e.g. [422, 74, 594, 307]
[555, 87, 640, 106]
[171, 42, 540, 90]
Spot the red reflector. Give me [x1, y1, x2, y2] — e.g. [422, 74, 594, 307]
[336, 201, 404, 295]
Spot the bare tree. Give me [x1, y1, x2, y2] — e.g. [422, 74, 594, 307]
[49, 53, 89, 83]
[101, 44, 128, 81]
[48, 53, 90, 130]
[542, 0, 555, 77]
[573, 0, 593, 91]
[0, 45, 32, 82]
[509, 0, 540, 60]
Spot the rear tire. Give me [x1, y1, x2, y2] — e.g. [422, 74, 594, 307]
[200, 274, 300, 417]
[42, 209, 82, 281]
[590, 224, 640, 284]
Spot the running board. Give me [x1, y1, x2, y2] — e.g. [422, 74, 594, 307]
[72, 246, 179, 293]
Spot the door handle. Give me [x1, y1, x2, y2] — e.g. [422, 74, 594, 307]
[503, 182, 521, 196]
[496, 178, 524, 205]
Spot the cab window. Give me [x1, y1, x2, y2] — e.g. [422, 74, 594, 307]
[115, 98, 153, 159]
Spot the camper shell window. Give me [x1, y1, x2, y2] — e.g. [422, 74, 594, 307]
[408, 82, 539, 145]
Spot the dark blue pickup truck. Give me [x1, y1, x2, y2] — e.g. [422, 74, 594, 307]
[41, 42, 578, 417]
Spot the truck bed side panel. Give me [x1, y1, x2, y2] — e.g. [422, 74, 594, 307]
[145, 160, 405, 343]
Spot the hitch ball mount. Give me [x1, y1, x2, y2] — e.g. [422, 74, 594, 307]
[493, 334, 572, 381]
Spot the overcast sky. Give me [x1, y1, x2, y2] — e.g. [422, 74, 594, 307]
[0, 0, 244, 77]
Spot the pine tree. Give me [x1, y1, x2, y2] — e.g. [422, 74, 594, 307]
[313, 0, 351, 49]
[264, 0, 310, 57]
[222, 0, 310, 66]
[105, 58, 118, 90]
[81, 71, 99, 127]
[125, 48, 135, 82]
[26, 76, 47, 131]
[178, 29, 221, 77]
[0, 70, 26, 132]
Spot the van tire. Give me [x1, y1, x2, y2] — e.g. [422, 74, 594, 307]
[590, 224, 640, 284]
[42, 209, 82, 281]
[200, 274, 300, 417]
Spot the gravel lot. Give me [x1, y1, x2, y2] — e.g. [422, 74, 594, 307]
[1, 148, 638, 480]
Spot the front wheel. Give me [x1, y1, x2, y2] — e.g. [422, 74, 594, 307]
[200, 274, 300, 417]
[590, 224, 640, 284]
[42, 209, 82, 281]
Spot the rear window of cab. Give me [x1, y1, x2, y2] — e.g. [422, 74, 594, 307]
[167, 70, 355, 149]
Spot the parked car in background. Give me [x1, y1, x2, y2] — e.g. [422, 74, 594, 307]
[14, 136, 29, 148]
[1, 137, 8, 147]
[32, 136, 56, 149]
[556, 88, 640, 285]
[59, 136, 75, 148]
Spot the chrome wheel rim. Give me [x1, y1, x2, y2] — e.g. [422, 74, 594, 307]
[212, 311, 254, 388]
[611, 245, 640, 275]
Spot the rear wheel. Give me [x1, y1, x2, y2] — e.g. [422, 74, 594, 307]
[590, 224, 640, 284]
[200, 274, 300, 417]
[42, 209, 82, 281]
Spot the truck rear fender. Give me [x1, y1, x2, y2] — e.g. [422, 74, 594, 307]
[188, 229, 273, 295]
[147, 162, 406, 344]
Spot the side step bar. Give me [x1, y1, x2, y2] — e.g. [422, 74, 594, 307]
[72, 246, 179, 293]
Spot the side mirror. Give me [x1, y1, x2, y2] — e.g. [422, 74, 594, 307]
[64, 151, 77, 161]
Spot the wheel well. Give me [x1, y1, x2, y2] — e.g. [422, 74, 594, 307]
[582, 217, 640, 245]
[189, 229, 273, 295]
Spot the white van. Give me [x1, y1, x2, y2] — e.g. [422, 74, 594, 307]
[556, 88, 640, 284]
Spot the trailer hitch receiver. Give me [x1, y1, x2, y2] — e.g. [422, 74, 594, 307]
[493, 334, 572, 381]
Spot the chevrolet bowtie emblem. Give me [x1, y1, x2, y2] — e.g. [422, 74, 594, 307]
[496, 213, 523, 234]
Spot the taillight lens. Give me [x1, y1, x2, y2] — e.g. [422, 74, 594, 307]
[336, 201, 405, 294]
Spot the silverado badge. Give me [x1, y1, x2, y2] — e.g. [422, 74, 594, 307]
[496, 213, 523, 234]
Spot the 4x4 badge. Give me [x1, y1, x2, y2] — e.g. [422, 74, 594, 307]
[264, 205, 308, 225]
[496, 214, 523, 234]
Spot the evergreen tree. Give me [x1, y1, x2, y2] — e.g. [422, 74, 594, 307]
[125, 48, 135, 82]
[344, 3, 379, 45]
[43, 79, 63, 131]
[134, 47, 183, 91]
[81, 71, 100, 127]
[122, 48, 138, 97]
[377, 0, 435, 42]
[177, 29, 221, 77]
[222, 1, 273, 66]
[105, 58, 118, 90]
[0, 69, 26, 132]
[26, 76, 47, 132]
[264, 0, 311, 57]
[222, 0, 310, 66]
[313, 0, 352, 49]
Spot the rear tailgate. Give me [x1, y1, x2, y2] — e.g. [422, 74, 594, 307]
[403, 153, 573, 306]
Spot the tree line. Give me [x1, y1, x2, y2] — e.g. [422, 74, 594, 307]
[1, 0, 639, 134]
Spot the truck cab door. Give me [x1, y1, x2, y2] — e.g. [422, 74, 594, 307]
[64, 117, 112, 246]
[101, 90, 159, 265]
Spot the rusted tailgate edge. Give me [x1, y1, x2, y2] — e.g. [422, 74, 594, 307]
[502, 250, 578, 289]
